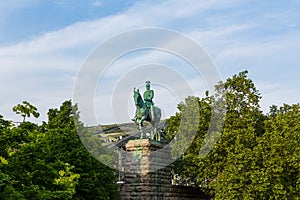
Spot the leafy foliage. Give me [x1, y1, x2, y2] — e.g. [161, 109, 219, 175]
[166, 71, 300, 199]
[12, 101, 40, 122]
[252, 104, 300, 199]
[1, 70, 299, 199]
[1, 100, 119, 199]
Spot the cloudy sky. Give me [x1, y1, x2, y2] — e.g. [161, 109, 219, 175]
[1, 0, 300, 125]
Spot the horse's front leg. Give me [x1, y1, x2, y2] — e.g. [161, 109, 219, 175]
[132, 110, 139, 125]
[139, 116, 147, 139]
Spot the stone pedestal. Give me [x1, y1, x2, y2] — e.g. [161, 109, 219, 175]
[120, 139, 172, 200]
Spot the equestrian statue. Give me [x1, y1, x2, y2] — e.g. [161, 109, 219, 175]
[132, 81, 162, 141]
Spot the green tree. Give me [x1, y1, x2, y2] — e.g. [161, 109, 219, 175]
[0, 114, 11, 131]
[12, 101, 40, 122]
[165, 94, 213, 187]
[0, 115, 25, 199]
[0, 115, 12, 157]
[0, 156, 25, 200]
[166, 71, 267, 199]
[42, 100, 119, 200]
[251, 104, 300, 199]
[208, 70, 264, 199]
[3, 112, 80, 199]
[1, 100, 119, 199]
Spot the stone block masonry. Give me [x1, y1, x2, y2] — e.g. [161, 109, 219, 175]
[120, 139, 210, 200]
[121, 139, 171, 200]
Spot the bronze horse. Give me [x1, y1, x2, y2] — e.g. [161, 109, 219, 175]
[132, 88, 161, 141]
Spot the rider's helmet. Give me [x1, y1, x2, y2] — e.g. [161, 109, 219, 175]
[145, 81, 151, 89]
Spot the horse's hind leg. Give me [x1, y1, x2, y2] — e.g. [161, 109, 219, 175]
[152, 122, 160, 141]
[150, 130, 154, 140]
[155, 126, 161, 141]
[150, 121, 156, 140]
[157, 129, 161, 141]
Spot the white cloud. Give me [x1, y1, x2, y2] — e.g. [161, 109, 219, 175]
[260, 85, 300, 113]
[0, 0, 299, 123]
[213, 31, 300, 64]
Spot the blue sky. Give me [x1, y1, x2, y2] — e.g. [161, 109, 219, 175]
[0, 0, 136, 45]
[1, 0, 300, 125]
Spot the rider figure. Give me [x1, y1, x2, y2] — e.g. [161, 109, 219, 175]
[143, 81, 154, 118]
[131, 81, 155, 122]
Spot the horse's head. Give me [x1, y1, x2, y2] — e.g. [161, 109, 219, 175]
[133, 88, 144, 108]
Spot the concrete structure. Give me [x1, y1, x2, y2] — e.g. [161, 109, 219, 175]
[120, 139, 210, 200]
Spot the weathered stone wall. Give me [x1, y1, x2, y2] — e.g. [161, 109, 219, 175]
[166, 186, 211, 200]
[120, 139, 210, 200]
[121, 139, 172, 199]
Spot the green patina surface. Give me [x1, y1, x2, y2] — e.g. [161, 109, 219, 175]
[132, 147, 142, 162]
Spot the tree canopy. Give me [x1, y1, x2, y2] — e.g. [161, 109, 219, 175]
[1, 100, 119, 200]
[12, 101, 40, 122]
[165, 70, 300, 199]
[1, 70, 299, 199]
